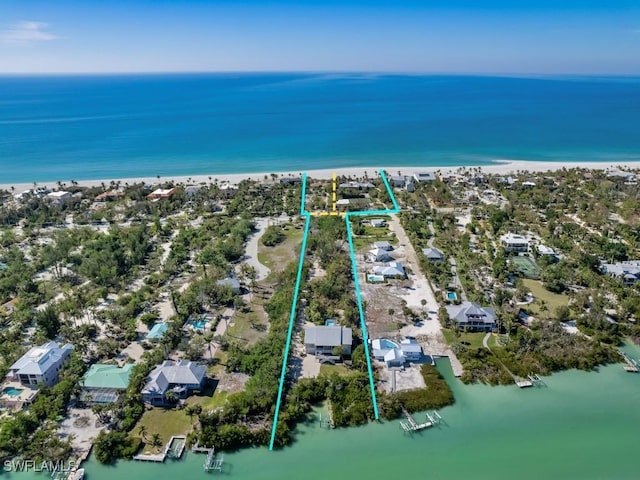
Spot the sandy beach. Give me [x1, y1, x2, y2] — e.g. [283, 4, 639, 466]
[2, 160, 640, 193]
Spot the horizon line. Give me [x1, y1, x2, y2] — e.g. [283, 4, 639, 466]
[1, 70, 640, 78]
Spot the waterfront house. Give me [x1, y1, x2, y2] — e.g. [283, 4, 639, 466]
[445, 302, 496, 332]
[399, 338, 423, 361]
[422, 247, 445, 261]
[373, 262, 406, 279]
[339, 181, 375, 189]
[500, 233, 530, 253]
[304, 325, 352, 356]
[7, 341, 74, 387]
[390, 176, 407, 188]
[141, 360, 206, 405]
[80, 363, 134, 404]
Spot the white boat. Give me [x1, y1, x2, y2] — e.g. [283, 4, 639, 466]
[70, 468, 85, 480]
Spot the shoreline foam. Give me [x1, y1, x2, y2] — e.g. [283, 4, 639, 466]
[2, 160, 640, 192]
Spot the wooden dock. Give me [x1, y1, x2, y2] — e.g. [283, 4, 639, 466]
[400, 408, 442, 433]
[204, 450, 223, 472]
[527, 373, 546, 386]
[619, 351, 639, 373]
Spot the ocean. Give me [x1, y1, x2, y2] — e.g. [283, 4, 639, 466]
[1, 74, 640, 184]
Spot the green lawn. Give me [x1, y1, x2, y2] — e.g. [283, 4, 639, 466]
[442, 328, 488, 349]
[186, 388, 229, 411]
[319, 364, 359, 377]
[522, 279, 569, 316]
[132, 407, 193, 453]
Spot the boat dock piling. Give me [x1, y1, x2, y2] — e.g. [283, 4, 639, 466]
[204, 450, 223, 473]
[400, 408, 442, 433]
[527, 373, 546, 386]
[619, 351, 639, 373]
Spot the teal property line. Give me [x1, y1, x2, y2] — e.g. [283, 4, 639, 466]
[269, 174, 310, 450]
[269, 169, 399, 448]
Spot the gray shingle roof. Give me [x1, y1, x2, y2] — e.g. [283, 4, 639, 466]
[445, 302, 496, 325]
[142, 360, 206, 395]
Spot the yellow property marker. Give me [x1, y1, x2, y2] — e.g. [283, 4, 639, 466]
[332, 172, 337, 212]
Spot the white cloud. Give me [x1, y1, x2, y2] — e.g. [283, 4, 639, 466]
[1, 21, 58, 45]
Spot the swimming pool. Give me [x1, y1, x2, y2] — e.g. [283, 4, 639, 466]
[192, 319, 209, 330]
[2, 387, 24, 397]
[446, 291, 457, 301]
[325, 319, 336, 326]
[379, 339, 399, 350]
[368, 274, 385, 283]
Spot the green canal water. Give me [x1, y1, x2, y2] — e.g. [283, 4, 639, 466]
[7, 343, 640, 480]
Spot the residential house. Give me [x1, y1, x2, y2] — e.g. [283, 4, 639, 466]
[405, 179, 415, 192]
[389, 176, 407, 188]
[445, 302, 497, 331]
[607, 170, 638, 185]
[280, 176, 302, 185]
[373, 262, 406, 279]
[47, 191, 72, 206]
[80, 363, 134, 404]
[141, 360, 207, 405]
[413, 172, 436, 183]
[370, 219, 387, 228]
[147, 187, 176, 200]
[422, 247, 445, 261]
[536, 244, 557, 258]
[399, 338, 423, 361]
[7, 341, 74, 387]
[500, 233, 530, 253]
[304, 325, 352, 356]
[600, 260, 640, 286]
[367, 247, 394, 263]
[373, 241, 393, 251]
[339, 181, 375, 189]
[371, 338, 422, 367]
[217, 276, 241, 293]
[94, 190, 124, 202]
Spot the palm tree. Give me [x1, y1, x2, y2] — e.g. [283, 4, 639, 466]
[138, 424, 148, 442]
[150, 433, 162, 450]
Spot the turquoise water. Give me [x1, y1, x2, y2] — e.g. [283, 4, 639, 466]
[379, 338, 399, 349]
[446, 291, 457, 301]
[8, 352, 640, 480]
[1, 387, 23, 397]
[191, 320, 208, 330]
[324, 319, 336, 326]
[1, 74, 640, 183]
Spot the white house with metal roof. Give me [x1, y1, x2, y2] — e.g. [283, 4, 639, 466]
[367, 247, 394, 263]
[373, 262, 406, 279]
[141, 360, 207, 405]
[422, 247, 445, 261]
[500, 233, 530, 253]
[304, 325, 352, 356]
[7, 341, 74, 387]
[601, 260, 640, 286]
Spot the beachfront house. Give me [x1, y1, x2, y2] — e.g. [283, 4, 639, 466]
[141, 360, 207, 405]
[304, 325, 352, 356]
[390, 176, 407, 188]
[413, 172, 436, 183]
[47, 191, 72, 206]
[373, 262, 405, 279]
[422, 247, 445, 261]
[600, 260, 640, 286]
[367, 247, 394, 263]
[147, 187, 177, 200]
[445, 302, 496, 332]
[339, 181, 375, 190]
[7, 341, 74, 387]
[80, 363, 134, 404]
[500, 233, 529, 253]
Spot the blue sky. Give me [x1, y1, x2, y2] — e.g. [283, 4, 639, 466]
[0, 0, 639, 74]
